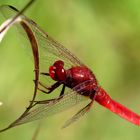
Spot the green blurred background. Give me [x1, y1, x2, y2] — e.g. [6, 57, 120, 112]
[0, 0, 140, 140]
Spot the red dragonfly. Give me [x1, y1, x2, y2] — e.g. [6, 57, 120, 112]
[0, 0, 140, 130]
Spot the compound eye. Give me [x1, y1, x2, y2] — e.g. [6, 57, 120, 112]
[49, 65, 66, 81]
[54, 60, 64, 67]
[56, 67, 66, 81]
[49, 66, 56, 80]
[49, 60, 66, 81]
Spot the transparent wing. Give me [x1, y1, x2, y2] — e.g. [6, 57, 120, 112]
[0, 5, 84, 67]
[15, 93, 85, 125]
[0, 5, 86, 90]
[62, 101, 93, 128]
[0, 5, 92, 131]
[62, 81, 96, 128]
[13, 81, 94, 126]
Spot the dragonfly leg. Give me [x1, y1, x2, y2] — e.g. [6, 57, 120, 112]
[33, 84, 66, 106]
[59, 84, 65, 97]
[32, 96, 61, 106]
[37, 88, 49, 94]
[33, 98, 59, 104]
[40, 72, 49, 76]
[30, 98, 60, 107]
[38, 81, 61, 94]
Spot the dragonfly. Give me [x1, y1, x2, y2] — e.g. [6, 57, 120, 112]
[0, 0, 140, 132]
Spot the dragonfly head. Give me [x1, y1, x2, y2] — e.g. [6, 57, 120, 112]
[49, 60, 66, 81]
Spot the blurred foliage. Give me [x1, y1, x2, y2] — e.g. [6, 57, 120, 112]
[0, 0, 140, 140]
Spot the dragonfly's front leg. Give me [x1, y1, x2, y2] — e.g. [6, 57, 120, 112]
[39, 72, 61, 93]
[34, 85, 66, 106]
[95, 87, 140, 126]
[38, 81, 61, 94]
[40, 72, 50, 76]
